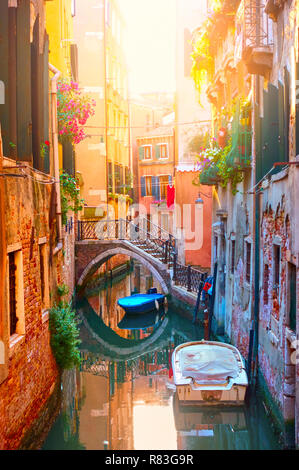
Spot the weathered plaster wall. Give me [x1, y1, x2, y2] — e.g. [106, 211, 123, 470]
[259, 168, 298, 438]
[212, 174, 254, 361]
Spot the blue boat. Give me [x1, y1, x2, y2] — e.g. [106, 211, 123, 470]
[117, 292, 165, 315]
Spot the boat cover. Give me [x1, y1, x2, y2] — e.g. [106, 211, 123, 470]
[179, 344, 239, 384]
[118, 294, 164, 308]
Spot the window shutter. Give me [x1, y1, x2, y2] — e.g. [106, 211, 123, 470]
[151, 176, 156, 199]
[17, 0, 32, 162]
[157, 177, 161, 200]
[43, 35, 50, 173]
[155, 145, 160, 159]
[141, 176, 146, 197]
[152, 176, 160, 200]
[152, 176, 160, 199]
[139, 146, 144, 160]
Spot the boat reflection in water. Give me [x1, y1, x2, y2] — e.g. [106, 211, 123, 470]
[173, 393, 250, 450]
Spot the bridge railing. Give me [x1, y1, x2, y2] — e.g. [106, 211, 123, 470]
[76, 219, 209, 287]
[76, 218, 177, 266]
[173, 257, 208, 293]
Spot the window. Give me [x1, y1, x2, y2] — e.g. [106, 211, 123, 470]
[231, 239, 235, 274]
[161, 213, 169, 232]
[159, 175, 169, 200]
[7, 248, 24, 338]
[273, 244, 281, 291]
[8, 253, 17, 336]
[108, 162, 113, 192]
[245, 241, 251, 283]
[159, 144, 169, 159]
[264, 264, 269, 305]
[39, 242, 49, 311]
[144, 145, 152, 160]
[114, 164, 121, 194]
[71, 0, 76, 16]
[145, 176, 152, 196]
[214, 235, 218, 262]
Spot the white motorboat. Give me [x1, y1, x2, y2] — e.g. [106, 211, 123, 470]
[172, 340, 248, 406]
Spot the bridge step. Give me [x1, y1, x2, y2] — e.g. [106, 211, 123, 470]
[128, 240, 172, 266]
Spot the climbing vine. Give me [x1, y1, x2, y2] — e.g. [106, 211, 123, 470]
[60, 171, 84, 226]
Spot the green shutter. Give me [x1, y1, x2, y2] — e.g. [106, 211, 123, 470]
[43, 35, 50, 173]
[17, 0, 32, 162]
[0, 3, 10, 156]
[140, 176, 146, 197]
[63, 141, 74, 176]
[296, 63, 299, 157]
[139, 146, 144, 160]
[261, 84, 279, 178]
[155, 145, 160, 159]
[284, 67, 290, 162]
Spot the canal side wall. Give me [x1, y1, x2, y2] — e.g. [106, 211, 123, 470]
[0, 158, 75, 450]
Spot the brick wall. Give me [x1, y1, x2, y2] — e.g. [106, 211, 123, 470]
[0, 159, 75, 449]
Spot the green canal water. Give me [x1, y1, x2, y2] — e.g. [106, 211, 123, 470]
[42, 261, 282, 451]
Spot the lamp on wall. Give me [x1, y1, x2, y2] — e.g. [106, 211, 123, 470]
[195, 192, 204, 206]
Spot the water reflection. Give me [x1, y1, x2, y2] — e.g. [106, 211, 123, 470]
[42, 260, 281, 450]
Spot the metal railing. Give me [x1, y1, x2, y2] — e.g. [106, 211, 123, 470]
[76, 218, 177, 266]
[173, 257, 208, 293]
[76, 218, 208, 290]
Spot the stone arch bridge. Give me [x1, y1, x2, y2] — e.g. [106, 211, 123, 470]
[75, 218, 207, 296]
[75, 239, 172, 294]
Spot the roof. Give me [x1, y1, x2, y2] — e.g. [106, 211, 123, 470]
[136, 125, 174, 140]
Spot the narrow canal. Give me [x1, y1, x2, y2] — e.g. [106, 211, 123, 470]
[42, 258, 282, 450]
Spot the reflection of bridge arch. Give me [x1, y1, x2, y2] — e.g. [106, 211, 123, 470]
[77, 298, 173, 363]
[76, 241, 170, 294]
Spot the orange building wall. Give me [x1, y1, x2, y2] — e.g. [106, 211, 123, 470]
[137, 133, 175, 215]
[175, 171, 212, 269]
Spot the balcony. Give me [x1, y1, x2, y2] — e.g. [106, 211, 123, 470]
[235, 0, 273, 77]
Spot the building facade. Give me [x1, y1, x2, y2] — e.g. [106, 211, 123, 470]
[192, 0, 299, 448]
[175, 0, 212, 269]
[137, 125, 175, 233]
[0, 0, 75, 449]
[73, 0, 130, 220]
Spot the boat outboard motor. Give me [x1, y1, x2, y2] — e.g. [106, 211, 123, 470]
[147, 288, 158, 295]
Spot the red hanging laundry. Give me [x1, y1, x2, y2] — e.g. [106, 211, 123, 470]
[167, 185, 175, 208]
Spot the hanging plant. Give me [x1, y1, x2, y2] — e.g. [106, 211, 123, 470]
[193, 140, 245, 194]
[57, 79, 96, 145]
[60, 171, 85, 225]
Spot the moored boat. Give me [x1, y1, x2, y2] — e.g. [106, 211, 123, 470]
[172, 340, 248, 406]
[117, 292, 165, 315]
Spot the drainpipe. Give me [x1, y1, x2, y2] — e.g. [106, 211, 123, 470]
[0, 126, 6, 354]
[49, 63, 63, 250]
[252, 74, 261, 387]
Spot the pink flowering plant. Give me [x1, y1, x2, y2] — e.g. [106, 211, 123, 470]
[195, 140, 227, 173]
[57, 80, 96, 145]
